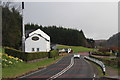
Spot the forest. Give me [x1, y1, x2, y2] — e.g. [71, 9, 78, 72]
[2, 3, 94, 50]
[25, 24, 95, 48]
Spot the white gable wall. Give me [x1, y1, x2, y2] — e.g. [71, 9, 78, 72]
[29, 29, 50, 41]
[25, 34, 50, 52]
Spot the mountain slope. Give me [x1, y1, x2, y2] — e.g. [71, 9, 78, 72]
[95, 32, 120, 47]
[106, 32, 120, 47]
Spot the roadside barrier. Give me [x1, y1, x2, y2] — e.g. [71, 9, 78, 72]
[84, 56, 106, 75]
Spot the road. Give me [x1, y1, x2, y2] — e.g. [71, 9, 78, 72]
[19, 53, 99, 80]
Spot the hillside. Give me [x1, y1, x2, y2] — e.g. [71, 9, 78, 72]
[95, 40, 107, 47]
[25, 24, 91, 47]
[106, 32, 120, 47]
[95, 32, 120, 48]
[57, 45, 95, 53]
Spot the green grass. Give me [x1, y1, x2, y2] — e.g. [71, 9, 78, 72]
[90, 55, 119, 77]
[91, 62, 104, 77]
[92, 62, 108, 77]
[57, 45, 96, 53]
[2, 55, 64, 78]
[87, 59, 108, 77]
[91, 55, 119, 69]
[0, 48, 4, 53]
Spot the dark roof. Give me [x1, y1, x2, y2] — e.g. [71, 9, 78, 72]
[25, 29, 50, 42]
[25, 29, 37, 38]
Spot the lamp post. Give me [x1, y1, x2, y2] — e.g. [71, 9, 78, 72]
[22, 2, 25, 52]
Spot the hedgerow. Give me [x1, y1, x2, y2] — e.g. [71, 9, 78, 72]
[4, 47, 59, 61]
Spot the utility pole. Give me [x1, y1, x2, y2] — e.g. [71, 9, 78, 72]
[22, 2, 25, 52]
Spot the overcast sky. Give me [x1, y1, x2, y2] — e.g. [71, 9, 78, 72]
[23, 2, 118, 40]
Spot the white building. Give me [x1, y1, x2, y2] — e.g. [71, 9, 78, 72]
[25, 29, 51, 52]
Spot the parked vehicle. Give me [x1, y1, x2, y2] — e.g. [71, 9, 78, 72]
[65, 48, 72, 53]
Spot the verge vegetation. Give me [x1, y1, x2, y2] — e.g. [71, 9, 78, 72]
[57, 45, 96, 53]
[89, 55, 120, 74]
[2, 54, 64, 78]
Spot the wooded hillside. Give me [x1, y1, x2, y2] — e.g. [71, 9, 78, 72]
[25, 24, 94, 47]
[2, 3, 94, 49]
[95, 32, 120, 48]
[106, 32, 120, 47]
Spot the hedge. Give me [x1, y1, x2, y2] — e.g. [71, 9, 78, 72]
[4, 47, 48, 61]
[4, 47, 59, 61]
[48, 50, 58, 58]
[92, 51, 112, 56]
[89, 55, 118, 67]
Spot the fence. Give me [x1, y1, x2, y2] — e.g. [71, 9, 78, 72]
[84, 56, 106, 75]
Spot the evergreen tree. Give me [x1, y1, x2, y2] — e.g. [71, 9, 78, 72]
[2, 6, 22, 49]
[25, 24, 91, 47]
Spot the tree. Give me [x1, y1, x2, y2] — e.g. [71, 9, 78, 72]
[25, 24, 89, 47]
[2, 3, 22, 49]
[86, 38, 95, 48]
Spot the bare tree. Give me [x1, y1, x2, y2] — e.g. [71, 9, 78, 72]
[0, 1, 21, 13]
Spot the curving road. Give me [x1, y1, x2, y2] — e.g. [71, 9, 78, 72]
[19, 53, 99, 80]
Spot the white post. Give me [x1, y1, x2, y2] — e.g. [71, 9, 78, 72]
[22, 2, 25, 52]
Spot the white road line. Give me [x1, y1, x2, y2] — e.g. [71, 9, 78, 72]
[19, 68, 46, 78]
[55, 58, 62, 64]
[47, 57, 74, 80]
[93, 73, 96, 80]
[93, 73, 96, 77]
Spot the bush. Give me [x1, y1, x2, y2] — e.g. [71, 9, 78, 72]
[89, 55, 118, 67]
[93, 51, 111, 56]
[4, 47, 48, 61]
[98, 48, 110, 52]
[2, 53, 23, 67]
[26, 52, 48, 61]
[104, 52, 112, 56]
[49, 50, 58, 58]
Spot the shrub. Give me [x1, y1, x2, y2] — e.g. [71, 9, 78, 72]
[2, 53, 23, 67]
[4, 47, 48, 61]
[4, 47, 27, 61]
[90, 55, 118, 67]
[98, 48, 110, 52]
[104, 52, 112, 56]
[26, 52, 48, 61]
[93, 51, 111, 56]
[49, 50, 58, 58]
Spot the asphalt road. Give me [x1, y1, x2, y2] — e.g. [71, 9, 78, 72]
[19, 54, 99, 80]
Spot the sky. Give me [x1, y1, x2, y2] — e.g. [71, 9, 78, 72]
[22, 2, 118, 40]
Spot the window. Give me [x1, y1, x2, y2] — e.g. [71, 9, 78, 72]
[37, 48, 39, 52]
[32, 36, 39, 41]
[32, 48, 34, 51]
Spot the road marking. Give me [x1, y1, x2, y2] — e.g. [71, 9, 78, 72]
[93, 73, 96, 77]
[55, 58, 62, 63]
[55, 60, 59, 63]
[93, 74, 96, 80]
[19, 68, 46, 78]
[47, 57, 74, 80]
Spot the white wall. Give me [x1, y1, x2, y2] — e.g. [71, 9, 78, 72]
[25, 34, 50, 52]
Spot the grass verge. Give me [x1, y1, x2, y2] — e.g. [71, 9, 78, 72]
[91, 61, 108, 77]
[2, 55, 65, 78]
[90, 55, 120, 75]
[85, 58, 108, 77]
[57, 45, 96, 53]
